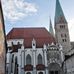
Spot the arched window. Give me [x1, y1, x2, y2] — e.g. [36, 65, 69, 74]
[39, 72, 43, 74]
[11, 54, 14, 73]
[26, 54, 31, 64]
[14, 57, 18, 74]
[38, 54, 43, 64]
[26, 72, 31, 74]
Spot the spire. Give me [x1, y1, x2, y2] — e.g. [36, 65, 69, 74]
[55, 0, 67, 24]
[49, 19, 54, 36]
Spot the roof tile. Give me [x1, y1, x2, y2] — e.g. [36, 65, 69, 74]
[7, 28, 56, 48]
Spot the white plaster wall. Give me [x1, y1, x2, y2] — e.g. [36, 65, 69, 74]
[7, 39, 24, 47]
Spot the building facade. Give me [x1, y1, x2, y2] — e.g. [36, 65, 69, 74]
[6, 0, 72, 74]
[6, 28, 65, 74]
[64, 43, 74, 74]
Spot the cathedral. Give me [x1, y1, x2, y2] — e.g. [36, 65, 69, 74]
[6, 0, 72, 74]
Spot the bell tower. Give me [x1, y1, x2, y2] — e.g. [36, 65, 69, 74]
[54, 0, 71, 55]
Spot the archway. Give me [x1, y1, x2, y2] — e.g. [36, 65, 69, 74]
[48, 63, 61, 74]
[26, 72, 31, 74]
[38, 72, 43, 74]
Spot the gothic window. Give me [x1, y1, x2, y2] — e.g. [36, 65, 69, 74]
[39, 72, 43, 74]
[38, 54, 43, 64]
[50, 71, 54, 74]
[26, 54, 31, 65]
[11, 54, 14, 73]
[12, 54, 14, 63]
[14, 57, 18, 74]
[26, 72, 31, 74]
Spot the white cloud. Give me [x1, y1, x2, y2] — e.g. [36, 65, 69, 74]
[1, 0, 38, 22]
[68, 18, 74, 41]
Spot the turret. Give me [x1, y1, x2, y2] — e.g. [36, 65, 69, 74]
[49, 19, 54, 36]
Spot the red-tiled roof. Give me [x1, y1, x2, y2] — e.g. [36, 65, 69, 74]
[7, 28, 56, 48]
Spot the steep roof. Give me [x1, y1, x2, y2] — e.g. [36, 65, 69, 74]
[49, 19, 54, 36]
[7, 28, 56, 48]
[55, 0, 67, 24]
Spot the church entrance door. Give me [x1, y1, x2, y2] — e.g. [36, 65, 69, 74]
[39, 72, 43, 74]
[49, 71, 58, 74]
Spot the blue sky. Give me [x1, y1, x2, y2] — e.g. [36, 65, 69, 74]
[1, 0, 74, 41]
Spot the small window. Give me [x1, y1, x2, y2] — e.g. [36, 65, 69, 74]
[63, 25, 65, 28]
[55, 71, 58, 74]
[65, 39, 67, 42]
[33, 43, 35, 46]
[60, 25, 62, 28]
[26, 72, 31, 74]
[12, 42, 13, 45]
[61, 34, 63, 37]
[62, 39, 67, 42]
[50, 71, 54, 74]
[39, 72, 43, 74]
[65, 34, 67, 37]
[60, 25, 65, 29]
[62, 39, 64, 42]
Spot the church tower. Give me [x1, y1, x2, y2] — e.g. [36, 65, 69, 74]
[49, 19, 54, 36]
[54, 0, 71, 55]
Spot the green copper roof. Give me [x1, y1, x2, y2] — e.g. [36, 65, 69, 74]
[49, 19, 54, 36]
[55, 0, 67, 24]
